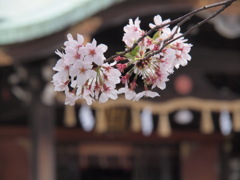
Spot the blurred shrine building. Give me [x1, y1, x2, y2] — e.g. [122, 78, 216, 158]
[0, 0, 240, 180]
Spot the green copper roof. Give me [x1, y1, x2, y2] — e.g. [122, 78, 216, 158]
[0, 0, 121, 45]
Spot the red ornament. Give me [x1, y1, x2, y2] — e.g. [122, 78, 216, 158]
[174, 74, 193, 95]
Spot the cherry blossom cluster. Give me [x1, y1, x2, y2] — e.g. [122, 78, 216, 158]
[118, 15, 192, 101]
[52, 34, 121, 105]
[52, 15, 192, 105]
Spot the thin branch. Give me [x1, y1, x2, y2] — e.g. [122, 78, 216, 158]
[155, 14, 194, 49]
[105, 0, 237, 62]
[143, 0, 236, 60]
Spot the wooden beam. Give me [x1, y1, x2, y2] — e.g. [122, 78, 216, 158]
[0, 127, 223, 144]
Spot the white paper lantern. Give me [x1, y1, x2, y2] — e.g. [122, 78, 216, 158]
[140, 108, 153, 136]
[79, 105, 95, 132]
[220, 110, 232, 136]
[174, 109, 193, 125]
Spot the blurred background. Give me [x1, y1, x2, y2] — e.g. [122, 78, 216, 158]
[0, 0, 240, 180]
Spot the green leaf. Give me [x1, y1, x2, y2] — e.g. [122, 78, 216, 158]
[116, 51, 124, 54]
[152, 31, 160, 40]
[131, 45, 140, 56]
[125, 52, 135, 60]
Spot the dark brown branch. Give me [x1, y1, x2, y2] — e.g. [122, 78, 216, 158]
[105, 0, 237, 62]
[155, 13, 194, 49]
[142, 0, 236, 61]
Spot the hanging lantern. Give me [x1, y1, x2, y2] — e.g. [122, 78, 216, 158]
[79, 104, 95, 132]
[219, 110, 232, 136]
[174, 109, 193, 125]
[140, 107, 153, 136]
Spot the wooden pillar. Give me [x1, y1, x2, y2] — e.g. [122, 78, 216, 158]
[28, 64, 56, 180]
[30, 100, 56, 180]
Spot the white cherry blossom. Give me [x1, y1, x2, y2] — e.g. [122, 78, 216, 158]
[99, 85, 118, 103]
[149, 15, 171, 29]
[52, 72, 69, 91]
[70, 60, 96, 86]
[53, 59, 68, 72]
[118, 86, 137, 100]
[65, 88, 78, 106]
[123, 17, 143, 47]
[134, 90, 160, 101]
[64, 34, 84, 50]
[84, 39, 108, 65]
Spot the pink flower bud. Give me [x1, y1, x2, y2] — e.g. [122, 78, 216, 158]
[114, 56, 125, 61]
[116, 63, 127, 72]
[130, 81, 137, 90]
[121, 73, 130, 84]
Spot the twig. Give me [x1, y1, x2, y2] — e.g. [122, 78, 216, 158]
[143, 0, 236, 60]
[105, 0, 237, 62]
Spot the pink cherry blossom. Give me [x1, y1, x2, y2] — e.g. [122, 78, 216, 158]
[123, 17, 143, 47]
[99, 85, 118, 103]
[63, 47, 80, 66]
[52, 72, 69, 91]
[84, 39, 108, 65]
[134, 90, 160, 101]
[151, 68, 169, 90]
[53, 58, 68, 72]
[171, 40, 192, 68]
[64, 34, 84, 50]
[70, 60, 96, 87]
[101, 63, 121, 85]
[149, 15, 171, 29]
[64, 87, 78, 106]
[81, 86, 94, 105]
[118, 86, 137, 100]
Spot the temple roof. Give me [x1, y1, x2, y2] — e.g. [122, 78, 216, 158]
[0, 0, 121, 45]
[1, 0, 240, 46]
